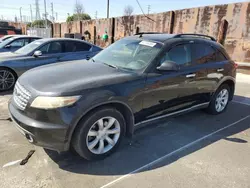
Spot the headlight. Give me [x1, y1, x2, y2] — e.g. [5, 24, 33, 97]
[30, 96, 81, 109]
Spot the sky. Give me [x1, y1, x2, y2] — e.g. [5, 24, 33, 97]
[0, 0, 248, 22]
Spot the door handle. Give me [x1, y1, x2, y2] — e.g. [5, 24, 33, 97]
[217, 68, 224, 72]
[186, 73, 196, 78]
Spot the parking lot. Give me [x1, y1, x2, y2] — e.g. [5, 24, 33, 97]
[0, 72, 250, 188]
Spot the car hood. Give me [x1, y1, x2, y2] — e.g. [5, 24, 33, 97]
[19, 60, 138, 96]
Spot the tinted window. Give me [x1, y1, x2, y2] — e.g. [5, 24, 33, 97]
[75, 42, 91, 51]
[39, 41, 63, 54]
[64, 41, 76, 52]
[161, 44, 191, 66]
[39, 43, 50, 54]
[216, 50, 227, 61]
[191, 44, 216, 64]
[49, 42, 62, 53]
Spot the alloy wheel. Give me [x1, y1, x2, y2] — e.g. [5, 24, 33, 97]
[0, 70, 15, 91]
[215, 89, 229, 112]
[86, 117, 121, 154]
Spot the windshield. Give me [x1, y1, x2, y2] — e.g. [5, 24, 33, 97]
[0, 37, 14, 48]
[93, 38, 162, 71]
[15, 40, 43, 54]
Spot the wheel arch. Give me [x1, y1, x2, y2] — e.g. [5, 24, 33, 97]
[215, 76, 235, 101]
[67, 101, 135, 150]
[0, 66, 18, 79]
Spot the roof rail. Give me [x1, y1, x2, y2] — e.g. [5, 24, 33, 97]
[135, 32, 162, 37]
[174, 34, 216, 41]
[134, 32, 162, 35]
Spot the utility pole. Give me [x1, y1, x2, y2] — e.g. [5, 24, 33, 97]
[147, 5, 151, 15]
[44, 0, 47, 28]
[35, 0, 41, 20]
[20, 7, 22, 23]
[30, 4, 33, 22]
[107, 0, 109, 18]
[95, 11, 98, 19]
[56, 12, 58, 21]
[51, 2, 54, 23]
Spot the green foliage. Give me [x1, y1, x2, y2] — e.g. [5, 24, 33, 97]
[27, 22, 32, 27]
[29, 19, 52, 28]
[66, 13, 91, 22]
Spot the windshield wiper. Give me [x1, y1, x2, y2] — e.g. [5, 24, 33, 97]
[103, 63, 118, 69]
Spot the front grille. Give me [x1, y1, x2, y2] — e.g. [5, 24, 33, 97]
[13, 82, 31, 110]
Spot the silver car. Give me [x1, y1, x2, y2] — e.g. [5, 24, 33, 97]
[0, 38, 102, 91]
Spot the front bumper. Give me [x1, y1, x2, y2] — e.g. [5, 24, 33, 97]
[8, 102, 69, 152]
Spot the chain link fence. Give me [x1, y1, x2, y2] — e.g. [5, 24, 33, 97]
[27, 28, 51, 38]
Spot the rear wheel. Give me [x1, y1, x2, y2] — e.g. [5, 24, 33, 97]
[0, 68, 16, 92]
[206, 84, 230, 115]
[72, 108, 125, 160]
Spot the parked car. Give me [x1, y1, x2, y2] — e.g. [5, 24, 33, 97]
[9, 33, 237, 160]
[0, 38, 102, 91]
[0, 35, 23, 43]
[0, 36, 41, 53]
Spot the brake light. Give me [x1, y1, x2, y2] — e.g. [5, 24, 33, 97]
[234, 63, 238, 69]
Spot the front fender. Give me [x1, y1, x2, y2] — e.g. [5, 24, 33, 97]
[64, 89, 134, 150]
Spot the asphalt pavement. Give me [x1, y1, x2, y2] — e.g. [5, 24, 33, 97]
[0, 72, 250, 188]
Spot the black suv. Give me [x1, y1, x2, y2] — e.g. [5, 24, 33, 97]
[9, 33, 237, 160]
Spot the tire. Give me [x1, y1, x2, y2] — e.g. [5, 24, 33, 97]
[72, 107, 126, 160]
[206, 84, 230, 115]
[0, 67, 17, 92]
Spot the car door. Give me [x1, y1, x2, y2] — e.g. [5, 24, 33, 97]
[24, 41, 64, 70]
[7, 38, 29, 51]
[201, 46, 232, 93]
[140, 43, 208, 121]
[58, 41, 93, 62]
[189, 43, 224, 102]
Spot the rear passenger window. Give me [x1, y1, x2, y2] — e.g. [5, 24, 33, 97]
[75, 42, 91, 51]
[191, 43, 216, 64]
[64, 41, 76, 52]
[215, 50, 227, 61]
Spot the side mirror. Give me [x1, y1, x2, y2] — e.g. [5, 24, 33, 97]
[157, 60, 180, 71]
[5, 45, 11, 48]
[33, 50, 42, 57]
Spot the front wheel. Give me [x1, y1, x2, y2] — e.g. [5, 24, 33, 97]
[72, 108, 125, 160]
[0, 68, 16, 92]
[206, 84, 230, 115]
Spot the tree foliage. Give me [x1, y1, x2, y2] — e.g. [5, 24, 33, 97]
[124, 5, 134, 16]
[66, 13, 91, 22]
[28, 19, 52, 28]
[66, 1, 91, 22]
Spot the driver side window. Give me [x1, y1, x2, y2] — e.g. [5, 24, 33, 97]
[38, 42, 63, 54]
[160, 44, 191, 66]
[39, 43, 50, 54]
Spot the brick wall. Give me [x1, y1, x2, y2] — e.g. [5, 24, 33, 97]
[53, 1, 250, 62]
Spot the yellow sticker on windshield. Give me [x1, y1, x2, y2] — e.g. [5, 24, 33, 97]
[139, 41, 156, 47]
